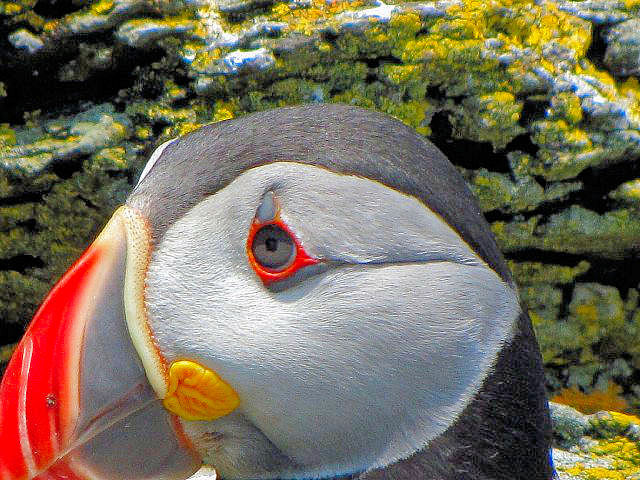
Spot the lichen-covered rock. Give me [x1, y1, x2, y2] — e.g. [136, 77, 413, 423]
[1, 0, 640, 425]
[8, 28, 43, 54]
[605, 19, 640, 77]
[116, 18, 196, 48]
[492, 206, 640, 258]
[0, 104, 137, 327]
[551, 403, 640, 479]
[553, 0, 640, 25]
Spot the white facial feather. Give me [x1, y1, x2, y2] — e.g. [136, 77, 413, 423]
[134, 137, 177, 188]
[145, 163, 520, 479]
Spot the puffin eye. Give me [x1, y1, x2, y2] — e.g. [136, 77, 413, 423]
[246, 198, 320, 287]
[251, 224, 296, 271]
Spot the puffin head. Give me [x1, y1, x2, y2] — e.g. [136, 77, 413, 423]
[0, 104, 552, 480]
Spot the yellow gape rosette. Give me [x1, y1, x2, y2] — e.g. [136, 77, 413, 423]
[163, 360, 240, 421]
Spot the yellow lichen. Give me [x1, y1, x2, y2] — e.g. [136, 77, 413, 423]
[135, 126, 152, 140]
[533, 120, 592, 151]
[550, 92, 583, 125]
[559, 430, 640, 479]
[213, 108, 234, 122]
[575, 304, 598, 323]
[212, 99, 238, 123]
[0, 124, 16, 147]
[563, 465, 632, 480]
[379, 98, 431, 136]
[4, 2, 22, 14]
[612, 179, 640, 202]
[271, 2, 291, 17]
[270, 0, 365, 36]
[608, 412, 640, 431]
[388, 11, 422, 39]
[90, 0, 115, 15]
[620, 77, 640, 100]
[624, 0, 640, 9]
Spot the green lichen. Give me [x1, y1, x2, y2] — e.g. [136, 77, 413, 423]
[610, 178, 640, 205]
[532, 282, 640, 385]
[0, 342, 15, 364]
[549, 92, 584, 126]
[493, 206, 640, 258]
[0, 124, 16, 147]
[466, 169, 583, 213]
[567, 284, 626, 350]
[509, 260, 591, 286]
[0, 105, 135, 326]
[116, 17, 196, 48]
[522, 284, 565, 361]
[451, 92, 525, 149]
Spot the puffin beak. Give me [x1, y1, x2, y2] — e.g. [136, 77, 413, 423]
[0, 207, 201, 480]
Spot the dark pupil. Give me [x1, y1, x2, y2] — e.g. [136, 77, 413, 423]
[252, 224, 295, 270]
[265, 237, 278, 252]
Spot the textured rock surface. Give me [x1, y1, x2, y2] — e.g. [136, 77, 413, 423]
[1, 0, 640, 447]
[551, 403, 640, 479]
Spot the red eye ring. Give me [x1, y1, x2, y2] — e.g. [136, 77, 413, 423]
[247, 216, 319, 286]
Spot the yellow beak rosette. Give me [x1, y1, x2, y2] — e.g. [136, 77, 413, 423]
[163, 360, 240, 421]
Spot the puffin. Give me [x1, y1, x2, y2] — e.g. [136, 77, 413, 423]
[0, 104, 553, 480]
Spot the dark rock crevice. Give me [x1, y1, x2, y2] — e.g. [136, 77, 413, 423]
[507, 249, 589, 267]
[0, 255, 45, 273]
[575, 159, 640, 212]
[429, 111, 512, 173]
[0, 191, 52, 207]
[505, 134, 539, 157]
[585, 23, 608, 71]
[33, 0, 84, 18]
[519, 158, 640, 219]
[0, 34, 166, 125]
[49, 156, 86, 180]
[519, 97, 550, 127]
[574, 256, 640, 293]
[0, 323, 25, 348]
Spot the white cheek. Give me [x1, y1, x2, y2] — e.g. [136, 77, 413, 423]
[148, 244, 517, 476]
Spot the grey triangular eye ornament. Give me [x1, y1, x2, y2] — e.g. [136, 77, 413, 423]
[247, 193, 318, 286]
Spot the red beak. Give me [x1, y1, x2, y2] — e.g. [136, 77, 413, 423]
[0, 207, 201, 480]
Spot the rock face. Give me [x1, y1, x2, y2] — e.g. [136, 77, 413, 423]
[1, 0, 640, 452]
[551, 403, 640, 479]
